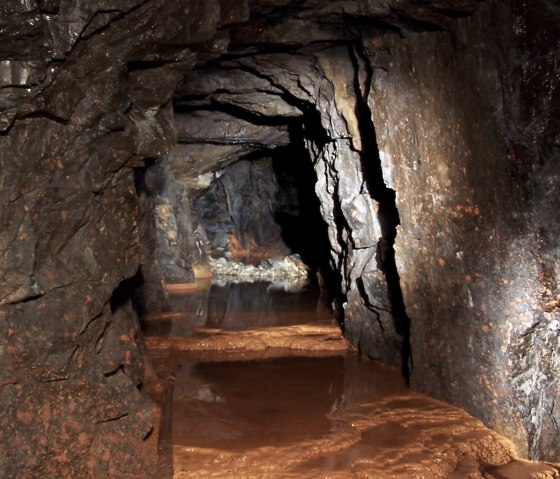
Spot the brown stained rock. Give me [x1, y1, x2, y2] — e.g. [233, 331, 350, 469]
[368, 0, 559, 460]
[0, 1, 224, 477]
[2, 374, 159, 478]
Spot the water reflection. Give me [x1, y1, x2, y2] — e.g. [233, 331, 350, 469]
[143, 281, 558, 478]
[171, 352, 520, 479]
[142, 280, 332, 336]
[173, 356, 348, 450]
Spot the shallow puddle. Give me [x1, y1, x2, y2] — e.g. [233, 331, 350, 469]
[173, 356, 348, 450]
[144, 280, 558, 479]
[170, 353, 516, 479]
[142, 280, 333, 336]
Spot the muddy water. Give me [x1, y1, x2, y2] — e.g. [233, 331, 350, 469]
[144, 281, 559, 479]
[142, 280, 333, 336]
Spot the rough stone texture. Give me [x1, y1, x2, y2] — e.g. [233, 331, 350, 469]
[516, 0, 560, 459]
[1, 0, 558, 475]
[509, 0, 560, 460]
[169, 110, 291, 190]
[146, 162, 197, 283]
[175, 69, 302, 118]
[368, 0, 560, 460]
[194, 158, 292, 260]
[0, 1, 243, 476]
[209, 254, 309, 281]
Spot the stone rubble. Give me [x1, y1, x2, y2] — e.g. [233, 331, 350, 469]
[209, 254, 310, 283]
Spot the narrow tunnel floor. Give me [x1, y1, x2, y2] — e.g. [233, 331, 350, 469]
[144, 281, 558, 479]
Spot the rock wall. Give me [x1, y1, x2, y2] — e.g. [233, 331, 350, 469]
[148, 162, 198, 284]
[0, 1, 240, 476]
[518, 0, 560, 459]
[368, 1, 559, 459]
[194, 157, 292, 261]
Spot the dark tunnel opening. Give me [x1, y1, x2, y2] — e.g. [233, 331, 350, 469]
[188, 140, 333, 271]
[272, 123, 341, 303]
[168, 85, 341, 298]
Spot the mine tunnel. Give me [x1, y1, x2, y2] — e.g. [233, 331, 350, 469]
[1, 1, 559, 478]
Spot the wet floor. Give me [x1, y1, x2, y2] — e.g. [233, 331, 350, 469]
[144, 280, 559, 479]
[141, 280, 333, 336]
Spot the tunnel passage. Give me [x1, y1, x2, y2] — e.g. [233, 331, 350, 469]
[188, 139, 332, 273]
[1, 1, 559, 477]
[143, 45, 413, 376]
[131, 17, 560, 462]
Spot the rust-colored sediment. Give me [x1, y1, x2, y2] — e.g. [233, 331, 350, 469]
[485, 459, 560, 479]
[144, 348, 176, 478]
[142, 312, 185, 322]
[145, 323, 349, 355]
[165, 283, 200, 294]
[170, 354, 519, 479]
[144, 282, 558, 479]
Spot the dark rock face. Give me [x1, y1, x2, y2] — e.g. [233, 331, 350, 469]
[169, 110, 290, 186]
[368, 1, 560, 459]
[0, 0, 558, 475]
[0, 1, 236, 476]
[194, 157, 292, 260]
[512, 0, 560, 459]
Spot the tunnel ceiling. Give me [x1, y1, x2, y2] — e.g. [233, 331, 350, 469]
[1, 0, 559, 476]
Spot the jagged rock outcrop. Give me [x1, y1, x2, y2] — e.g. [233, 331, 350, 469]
[368, 1, 560, 459]
[194, 157, 292, 260]
[176, 44, 410, 372]
[0, 1, 242, 477]
[0, 0, 558, 476]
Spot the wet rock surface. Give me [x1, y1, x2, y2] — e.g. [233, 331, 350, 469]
[368, 1, 560, 459]
[209, 254, 309, 281]
[193, 157, 292, 260]
[1, 0, 558, 475]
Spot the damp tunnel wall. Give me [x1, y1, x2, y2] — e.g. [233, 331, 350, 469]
[367, 2, 560, 458]
[0, 1, 558, 476]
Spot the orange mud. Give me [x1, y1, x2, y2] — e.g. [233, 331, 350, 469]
[144, 280, 558, 479]
[145, 322, 349, 356]
[166, 283, 201, 293]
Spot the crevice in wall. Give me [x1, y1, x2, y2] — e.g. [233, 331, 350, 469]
[349, 41, 412, 380]
[273, 124, 333, 276]
[297, 119, 348, 311]
[109, 273, 137, 313]
[174, 102, 292, 128]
